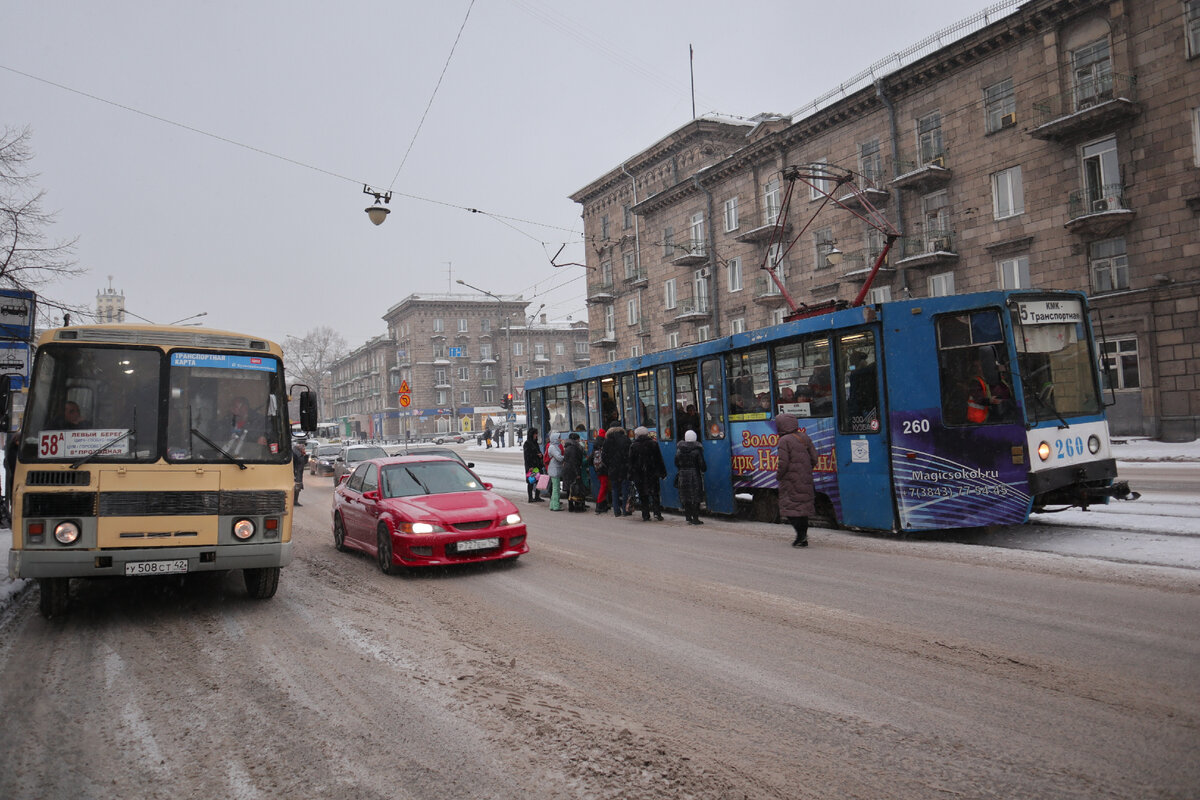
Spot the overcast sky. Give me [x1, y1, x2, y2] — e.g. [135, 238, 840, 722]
[3, 0, 1006, 347]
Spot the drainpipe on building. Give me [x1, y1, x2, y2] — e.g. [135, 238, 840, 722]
[876, 79, 909, 296]
[691, 175, 720, 337]
[622, 162, 647, 350]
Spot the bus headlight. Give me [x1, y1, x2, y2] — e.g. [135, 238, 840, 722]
[54, 521, 81, 545]
[1037, 441, 1051, 461]
[1088, 435, 1101, 454]
[233, 519, 256, 540]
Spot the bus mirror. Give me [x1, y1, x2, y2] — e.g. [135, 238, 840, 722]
[299, 390, 318, 432]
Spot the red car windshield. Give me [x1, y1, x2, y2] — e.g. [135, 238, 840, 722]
[381, 462, 483, 498]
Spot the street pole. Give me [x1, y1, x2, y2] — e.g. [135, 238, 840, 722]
[505, 314, 514, 448]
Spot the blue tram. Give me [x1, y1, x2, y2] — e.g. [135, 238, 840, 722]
[523, 290, 1134, 533]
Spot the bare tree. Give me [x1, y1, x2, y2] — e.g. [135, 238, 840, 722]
[283, 326, 347, 419]
[0, 126, 87, 326]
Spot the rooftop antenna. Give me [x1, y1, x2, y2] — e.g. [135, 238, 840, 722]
[689, 44, 696, 120]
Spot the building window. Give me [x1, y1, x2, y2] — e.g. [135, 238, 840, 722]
[814, 228, 834, 270]
[623, 251, 637, 279]
[868, 286, 892, 304]
[514, 366, 524, 379]
[436, 390, 447, 406]
[1189, 0, 1200, 58]
[998, 256, 1031, 289]
[433, 318, 444, 332]
[730, 317, 746, 334]
[694, 269, 709, 313]
[918, 113, 944, 163]
[1090, 237, 1129, 293]
[458, 366, 469, 381]
[724, 196, 739, 231]
[688, 212, 705, 255]
[1072, 38, 1112, 111]
[575, 340, 588, 355]
[483, 389, 495, 404]
[929, 271, 955, 296]
[623, 204, 633, 229]
[458, 318, 468, 333]
[604, 305, 615, 334]
[992, 166, 1025, 219]
[536, 367, 546, 378]
[630, 345, 641, 358]
[435, 368, 447, 384]
[534, 342, 546, 358]
[665, 278, 677, 310]
[513, 341, 524, 356]
[482, 365, 494, 380]
[555, 342, 564, 356]
[727, 257, 742, 292]
[1101, 337, 1140, 390]
[769, 308, 787, 326]
[480, 318, 491, 334]
[1193, 107, 1200, 167]
[460, 390, 469, 405]
[600, 260, 613, 284]
[984, 78, 1015, 133]
[810, 158, 833, 200]
[922, 191, 951, 250]
[1082, 136, 1121, 210]
[859, 140, 882, 185]
[663, 226, 674, 257]
[696, 325, 710, 342]
[480, 343, 492, 360]
[764, 178, 781, 225]
[607, 351, 617, 363]
[668, 332, 680, 348]
[627, 297, 640, 326]
[601, 214, 610, 240]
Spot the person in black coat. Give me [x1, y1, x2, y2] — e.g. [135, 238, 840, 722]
[523, 428, 544, 503]
[600, 426, 631, 517]
[628, 426, 666, 521]
[562, 432, 588, 512]
[674, 429, 707, 524]
[291, 441, 309, 506]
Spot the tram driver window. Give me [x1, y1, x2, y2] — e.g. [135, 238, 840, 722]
[936, 310, 1013, 426]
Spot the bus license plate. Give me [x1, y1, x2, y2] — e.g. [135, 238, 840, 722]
[125, 559, 189, 576]
[457, 538, 499, 552]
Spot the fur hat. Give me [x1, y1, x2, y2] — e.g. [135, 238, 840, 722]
[684, 430, 698, 442]
[634, 426, 649, 437]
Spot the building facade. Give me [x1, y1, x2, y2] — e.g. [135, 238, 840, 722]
[572, 0, 1200, 440]
[330, 293, 592, 441]
[95, 277, 125, 323]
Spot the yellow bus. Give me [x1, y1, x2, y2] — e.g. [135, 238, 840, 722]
[5, 324, 316, 617]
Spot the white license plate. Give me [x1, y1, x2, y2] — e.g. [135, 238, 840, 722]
[125, 559, 189, 576]
[456, 537, 499, 552]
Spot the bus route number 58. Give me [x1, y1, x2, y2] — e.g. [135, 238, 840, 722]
[40, 433, 66, 457]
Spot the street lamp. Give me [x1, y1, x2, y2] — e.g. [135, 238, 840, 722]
[363, 184, 392, 226]
[456, 278, 514, 446]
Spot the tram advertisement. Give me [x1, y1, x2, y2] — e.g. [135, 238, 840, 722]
[730, 418, 841, 512]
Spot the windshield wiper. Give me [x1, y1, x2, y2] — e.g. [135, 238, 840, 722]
[405, 467, 431, 494]
[70, 429, 134, 469]
[1027, 386, 1069, 429]
[191, 427, 248, 470]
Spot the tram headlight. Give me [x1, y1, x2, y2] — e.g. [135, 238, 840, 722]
[233, 519, 256, 540]
[1088, 435, 1101, 455]
[1037, 441, 1051, 461]
[54, 521, 81, 545]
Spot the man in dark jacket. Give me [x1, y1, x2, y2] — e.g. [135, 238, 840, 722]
[600, 426, 631, 517]
[291, 441, 309, 506]
[562, 432, 587, 512]
[628, 426, 666, 521]
[523, 428, 544, 503]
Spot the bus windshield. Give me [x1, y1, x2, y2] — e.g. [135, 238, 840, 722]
[1011, 299, 1101, 422]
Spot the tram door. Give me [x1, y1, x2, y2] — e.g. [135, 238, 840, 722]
[699, 358, 734, 514]
[831, 328, 896, 531]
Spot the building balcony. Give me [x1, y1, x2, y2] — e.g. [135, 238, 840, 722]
[1065, 184, 1136, 236]
[480, 378, 498, 387]
[623, 268, 649, 288]
[735, 221, 790, 244]
[1029, 73, 1140, 142]
[893, 232, 958, 268]
[674, 296, 709, 321]
[670, 243, 708, 266]
[574, 352, 590, 363]
[587, 279, 616, 304]
[837, 178, 890, 211]
[533, 354, 550, 363]
[591, 328, 617, 346]
[753, 275, 791, 306]
[891, 155, 952, 192]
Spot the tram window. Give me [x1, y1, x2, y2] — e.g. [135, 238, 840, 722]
[599, 378, 619, 431]
[528, 389, 544, 433]
[936, 310, 1015, 426]
[701, 359, 726, 439]
[773, 338, 832, 418]
[727, 348, 769, 417]
[656, 367, 672, 439]
[636, 370, 656, 428]
[838, 332, 879, 433]
[620, 374, 637, 430]
[546, 385, 570, 434]
[674, 366, 700, 440]
[569, 381, 590, 432]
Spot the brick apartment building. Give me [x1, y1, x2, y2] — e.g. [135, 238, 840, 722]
[571, 0, 1200, 440]
[330, 293, 590, 440]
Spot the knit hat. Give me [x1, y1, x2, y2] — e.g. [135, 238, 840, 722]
[634, 426, 649, 437]
[596, 429, 606, 438]
[684, 430, 698, 442]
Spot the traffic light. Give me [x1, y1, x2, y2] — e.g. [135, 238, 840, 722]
[502, 393, 513, 410]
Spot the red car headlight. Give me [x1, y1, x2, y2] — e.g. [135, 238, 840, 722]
[498, 513, 522, 526]
[398, 521, 445, 534]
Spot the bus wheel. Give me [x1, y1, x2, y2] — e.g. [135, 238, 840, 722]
[38, 578, 70, 618]
[333, 514, 349, 552]
[244, 567, 280, 599]
[377, 526, 398, 575]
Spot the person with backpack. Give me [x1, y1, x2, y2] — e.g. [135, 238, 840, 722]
[523, 428, 544, 503]
[591, 429, 609, 514]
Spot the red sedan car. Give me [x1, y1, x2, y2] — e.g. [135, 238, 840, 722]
[333, 455, 528, 572]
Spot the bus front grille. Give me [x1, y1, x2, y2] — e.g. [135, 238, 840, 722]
[24, 492, 97, 517]
[24, 471, 92, 487]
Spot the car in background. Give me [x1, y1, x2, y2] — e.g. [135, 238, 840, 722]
[332, 454, 528, 572]
[432, 432, 467, 444]
[332, 444, 388, 483]
[402, 446, 472, 469]
[309, 442, 344, 475]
